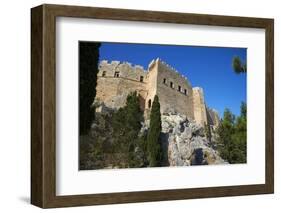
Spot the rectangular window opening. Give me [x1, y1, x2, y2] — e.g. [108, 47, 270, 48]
[170, 82, 174, 89]
[114, 71, 120, 78]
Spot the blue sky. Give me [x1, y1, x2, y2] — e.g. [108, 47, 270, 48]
[99, 42, 247, 118]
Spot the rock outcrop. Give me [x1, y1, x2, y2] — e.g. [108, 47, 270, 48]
[156, 112, 227, 166]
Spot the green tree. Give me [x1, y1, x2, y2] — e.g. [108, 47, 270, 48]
[112, 91, 144, 167]
[204, 123, 212, 142]
[232, 56, 247, 74]
[147, 95, 162, 167]
[217, 103, 247, 163]
[240, 101, 247, 118]
[79, 42, 101, 135]
[231, 102, 247, 163]
[79, 112, 114, 170]
[217, 108, 235, 160]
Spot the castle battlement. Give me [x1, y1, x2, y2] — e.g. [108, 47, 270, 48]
[156, 59, 192, 87]
[100, 60, 147, 73]
[98, 60, 148, 84]
[95, 58, 220, 127]
[193, 87, 204, 93]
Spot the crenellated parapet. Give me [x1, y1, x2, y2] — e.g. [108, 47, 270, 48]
[150, 58, 192, 87]
[98, 60, 147, 83]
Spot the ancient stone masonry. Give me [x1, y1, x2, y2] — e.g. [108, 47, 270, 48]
[95, 58, 220, 127]
[192, 87, 207, 126]
[206, 108, 220, 128]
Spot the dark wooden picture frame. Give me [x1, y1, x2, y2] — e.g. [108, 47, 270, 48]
[31, 4, 274, 208]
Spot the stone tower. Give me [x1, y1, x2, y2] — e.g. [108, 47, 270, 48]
[147, 58, 194, 120]
[192, 87, 208, 126]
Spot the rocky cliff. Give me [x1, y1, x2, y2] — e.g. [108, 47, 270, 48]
[143, 111, 227, 166]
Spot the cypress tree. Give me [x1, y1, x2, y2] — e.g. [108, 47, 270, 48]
[79, 42, 101, 135]
[147, 95, 162, 167]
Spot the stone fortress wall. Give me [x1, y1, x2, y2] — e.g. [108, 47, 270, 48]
[206, 108, 220, 127]
[94, 58, 220, 128]
[95, 60, 148, 110]
[143, 59, 158, 117]
[154, 59, 194, 120]
[192, 87, 208, 126]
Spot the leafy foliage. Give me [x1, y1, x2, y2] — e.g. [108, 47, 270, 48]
[147, 95, 162, 167]
[79, 42, 101, 135]
[79, 112, 114, 170]
[216, 102, 247, 163]
[111, 91, 145, 167]
[80, 92, 146, 169]
[204, 123, 212, 142]
[232, 56, 247, 74]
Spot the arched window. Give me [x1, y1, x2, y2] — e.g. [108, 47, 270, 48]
[102, 71, 106, 77]
[140, 76, 144, 82]
[163, 78, 166, 84]
[148, 99, 152, 108]
[184, 89, 187, 95]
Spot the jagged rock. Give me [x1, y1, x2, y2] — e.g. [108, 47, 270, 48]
[189, 122, 205, 137]
[160, 112, 227, 166]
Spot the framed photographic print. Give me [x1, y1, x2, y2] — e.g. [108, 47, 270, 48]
[31, 4, 274, 208]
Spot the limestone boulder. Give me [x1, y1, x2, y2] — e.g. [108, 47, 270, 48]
[160, 112, 227, 166]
